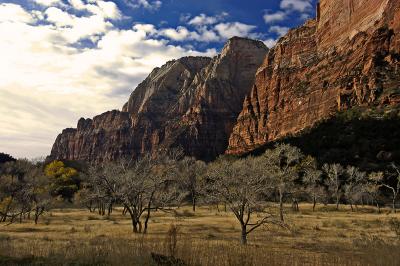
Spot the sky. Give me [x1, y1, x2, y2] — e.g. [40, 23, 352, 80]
[0, 0, 317, 159]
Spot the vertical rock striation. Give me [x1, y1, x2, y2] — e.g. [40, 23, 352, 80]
[226, 0, 400, 154]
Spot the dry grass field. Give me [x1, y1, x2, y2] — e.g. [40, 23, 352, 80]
[1, 204, 400, 265]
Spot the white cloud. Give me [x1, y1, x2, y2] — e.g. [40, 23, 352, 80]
[189, 14, 217, 26]
[180, 13, 192, 23]
[214, 22, 257, 39]
[280, 0, 312, 13]
[263, 38, 277, 48]
[44, 8, 113, 43]
[0, 3, 34, 23]
[68, 0, 121, 19]
[159, 26, 191, 41]
[133, 23, 156, 35]
[188, 12, 228, 26]
[263, 11, 286, 24]
[45, 7, 75, 26]
[157, 25, 221, 42]
[300, 13, 311, 20]
[69, 0, 86, 9]
[269, 25, 289, 37]
[124, 0, 162, 11]
[154, 13, 259, 43]
[95, 1, 122, 19]
[0, 3, 215, 159]
[32, 0, 61, 7]
[195, 26, 220, 42]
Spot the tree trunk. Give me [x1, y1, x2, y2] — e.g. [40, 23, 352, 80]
[131, 217, 138, 233]
[138, 221, 142, 233]
[144, 210, 150, 234]
[376, 201, 381, 214]
[2, 198, 13, 222]
[34, 208, 38, 224]
[240, 224, 247, 245]
[107, 203, 112, 216]
[312, 196, 316, 212]
[1, 202, 11, 222]
[350, 202, 354, 212]
[10, 214, 16, 224]
[126, 207, 139, 233]
[98, 201, 102, 215]
[192, 195, 196, 212]
[88, 200, 93, 212]
[279, 189, 284, 222]
[144, 200, 153, 234]
[336, 192, 340, 210]
[34, 207, 42, 224]
[392, 195, 396, 213]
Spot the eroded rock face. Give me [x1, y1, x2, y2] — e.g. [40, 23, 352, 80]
[49, 37, 268, 162]
[316, 0, 390, 50]
[226, 0, 400, 154]
[50, 111, 132, 162]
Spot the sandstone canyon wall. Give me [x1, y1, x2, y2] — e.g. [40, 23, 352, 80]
[226, 0, 400, 154]
[49, 38, 268, 162]
[50, 0, 400, 163]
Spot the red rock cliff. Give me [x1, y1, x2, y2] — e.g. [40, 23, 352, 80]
[226, 0, 400, 154]
[49, 37, 268, 162]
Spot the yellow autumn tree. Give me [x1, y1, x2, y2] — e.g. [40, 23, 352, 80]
[45, 161, 80, 202]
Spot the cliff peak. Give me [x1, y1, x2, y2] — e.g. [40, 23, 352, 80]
[49, 37, 268, 162]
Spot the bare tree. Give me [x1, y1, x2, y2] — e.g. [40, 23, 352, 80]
[24, 166, 52, 224]
[206, 156, 285, 245]
[381, 163, 400, 213]
[302, 156, 324, 212]
[74, 180, 98, 213]
[261, 144, 303, 221]
[177, 157, 206, 212]
[343, 166, 366, 212]
[0, 160, 51, 224]
[0, 174, 20, 223]
[323, 163, 344, 210]
[366, 172, 384, 213]
[89, 155, 182, 234]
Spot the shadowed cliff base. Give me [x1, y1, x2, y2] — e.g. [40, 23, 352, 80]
[242, 106, 400, 172]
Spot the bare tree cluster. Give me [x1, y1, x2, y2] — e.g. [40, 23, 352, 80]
[83, 153, 184, 234]
[0, 160, 51, 224]
[1, 143, 399, 245]
[206, 156, 286, 244]
[75, 144, 400, 244]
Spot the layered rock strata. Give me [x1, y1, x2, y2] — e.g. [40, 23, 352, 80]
[226, 0, 400, 154]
